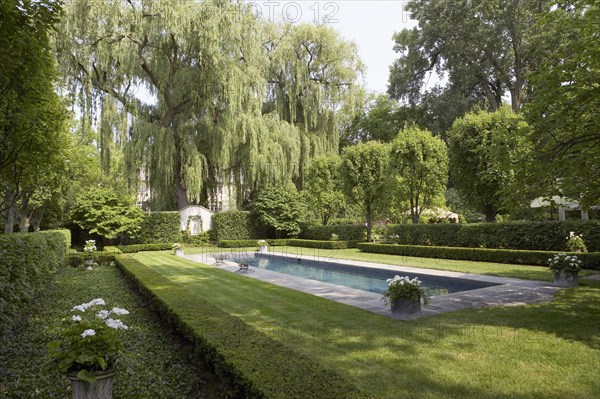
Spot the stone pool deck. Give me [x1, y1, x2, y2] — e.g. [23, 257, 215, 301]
[181, 252, 562, 320]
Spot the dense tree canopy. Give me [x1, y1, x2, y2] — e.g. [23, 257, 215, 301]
[251, 184, 305, 238]
[390, 126, 448, 224]
[303, 154, 345, 225]
[524, 0, 600, 209]
[389, 0, 552, 112]
[447, 107, 531, 222]
[339, 141, 390, 241]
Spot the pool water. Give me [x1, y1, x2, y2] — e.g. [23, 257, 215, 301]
[230, 253, 498, 296]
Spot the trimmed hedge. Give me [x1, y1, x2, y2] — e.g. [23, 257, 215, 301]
[116, 256, 368, 399]
[357, 243, 600, 270]
[219, 239, 290, 248]
[287, 239, 356, 249]
[384, 221, 600, 252]
[68, 252, 117, 267]
[302, 224, 367, 241]
[211, 211, 266, 241]
[117, 243, 174, 253]
[136, 212, 183, 244]
[0, 230, 71, 336]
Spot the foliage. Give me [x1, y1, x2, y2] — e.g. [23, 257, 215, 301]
[524, 0, 600, 209]
[0, 230, 70, 336]
[548, 254, 582, 278]
[70, 187, 144, 241]
[0, 260, 221, 398]
[390, 125, 448, 223]
[303, 154, 345, 225]
[117, 256, 370, 399]
[83, 240, 96, 260]
[566, 232, 588, 253]
[382, 276, 428, 304]
[218, 239, 290, 248]
[287, 239, 352, 250]
[389, 0, 552, 112]
[447, 107, 532, 221]
[384, 221, 600, 252]
[69, 252, 117, 267]
[116, 244, 174, 254]
[302, 224, 367, 242]
[251, 185, 306, 238]
[357, 243, 600, 270]
[211, 211, 266, 241]
[0, 0, 69, 230]
[339, 141, 391, 241]
[135, 212, 182, 244]
[47, 298, 129, 383]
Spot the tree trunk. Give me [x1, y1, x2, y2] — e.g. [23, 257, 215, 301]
[18, 215, 30, 233]
[31, 206, 44, 232]
[4, 205, 15, 233]
[172, 126, 190, 210]
[365, 208, 372, 242]
[484, 204, 496, 222]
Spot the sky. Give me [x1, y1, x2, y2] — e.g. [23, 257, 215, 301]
[248, 0, 418, 93]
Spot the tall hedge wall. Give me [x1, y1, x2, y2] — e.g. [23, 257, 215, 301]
[136, 212, 182, 244]
[301, 225, 367, 241]
[0, 230, 71, 336]
[384, 221, 600, 252]
[211, 211, 266, 241]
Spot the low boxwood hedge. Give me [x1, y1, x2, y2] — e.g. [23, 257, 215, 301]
[357, 243, 600, 270]
[116, 256, 368, 399]
[287, 239, 356, 249]
[117, 243, 175, 253]
[68, 252, 117, 267]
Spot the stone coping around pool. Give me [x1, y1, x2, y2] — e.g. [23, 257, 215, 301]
[181, 252, 561, 320]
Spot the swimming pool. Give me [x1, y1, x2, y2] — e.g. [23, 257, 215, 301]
[228, 252, 499, 296]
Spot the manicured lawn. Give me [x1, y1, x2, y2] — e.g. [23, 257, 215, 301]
[0, 263, 222, 398]
[134, 251, 600, 399]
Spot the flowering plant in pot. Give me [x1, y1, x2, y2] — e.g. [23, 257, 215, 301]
[47, 298, 129, 385]
[172, 243, 183, 255]
[548, 253, 582, 287]
[566, 232, 587, 253]
[257, 240, 268, 252]
[83, 240, 97, 269]
[382, 275, 428, 317]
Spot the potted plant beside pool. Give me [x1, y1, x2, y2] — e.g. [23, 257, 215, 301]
[257, 240, 268, 253]
[382, 275, 428, 319]
[83, 240, 96, 270]
[47, 298, 130, 399]
[549, 253, 582, 287]
[172, 243, 184, 256]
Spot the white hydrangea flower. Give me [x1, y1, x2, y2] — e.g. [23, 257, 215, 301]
[71, 304, 86, 312]
[88, 298, 106, 307]
[81, 329, 96, 338]
[111, 307, 129, 316]
[96, 310, 110, 320]
[72, 315, 82, 322]
[105, 318, 128, 330]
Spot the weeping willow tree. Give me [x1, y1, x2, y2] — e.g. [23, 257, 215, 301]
[262, 23, 364, 188]
[57, 1, 362, 209]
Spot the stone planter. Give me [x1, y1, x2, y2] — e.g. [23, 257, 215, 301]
[553, 271, 579, 288]
[174, 248, 184, 256]
[68, 369, 116, 399]
[85, 259, 93, 270]
[259, 245, 268, 253]
[390, 297, 421, 319]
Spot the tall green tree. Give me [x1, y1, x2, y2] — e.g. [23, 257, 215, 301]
[339, 141, 390, 241]
[303, 154, 345, 225]
[251, 185, 305, 238]
[447, 106, 531, 222]
[389, 0, 552, 112]
[1, 0, 69, 232]
[524, 0, 600, 209]
[390, 126, 448, 224]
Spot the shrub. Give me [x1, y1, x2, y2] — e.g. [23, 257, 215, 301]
[68, 252, 117, 267]
[357, 243, 600, 270]
[116, 256, 368, 399]
[0, 230, 70, 336]
[136, 212, 183, 244]
[302, 224, 367, 241]
[211, 211, 266, 241]
[116, 243, 174, 253]
[219, 239, 290, 248]
[287, 239, 352, 249]
[383, 221, 600, 252]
